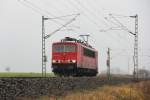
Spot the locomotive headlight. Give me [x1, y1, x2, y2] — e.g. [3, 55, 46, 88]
[52, 60, 56, 63]
[72, 60, 76, 63]
[58, 60, 61, 63]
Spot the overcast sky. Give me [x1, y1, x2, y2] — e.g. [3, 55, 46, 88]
[0, 0, 150, 74]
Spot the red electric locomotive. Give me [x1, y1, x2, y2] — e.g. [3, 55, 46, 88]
[51, 37, 98, 76]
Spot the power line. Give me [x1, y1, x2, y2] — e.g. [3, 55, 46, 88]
[67, 0, 101, 28]
[42, 0, 68, 18]
[18, 1, 46, 16]
[42, 0, 79, 21]
[100, 14, 134, 50]
[44, 13, 80, 39]
[109, 14, 134, 35]
[19, 0, 63, 26]
[86, 3, 131, 45]
[75, 0, 108, 27]
[19, 0, 80, 31]
[20, 0, 75, 26]
[59, 0, 79, 13]
[89, 0, 134, 48]
[24, 0, 65, 20]
[88, 0, 113, 27]
[110, 13, 131, 18]
[40, 0, 80, 32]
[67, 0, 124, 46]
[67, 0, 109, 44]
[72, 0, 133, 49]
[82, 0, 110, 27]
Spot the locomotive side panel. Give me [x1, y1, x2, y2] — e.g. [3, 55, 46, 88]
[82, 48, 97, 69]
[95, 51, 98, 71]
[77, 44, 98, 70]
[76, 43, 82, 68]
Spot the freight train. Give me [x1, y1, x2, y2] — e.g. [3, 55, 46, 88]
[51, 37, 98, 76]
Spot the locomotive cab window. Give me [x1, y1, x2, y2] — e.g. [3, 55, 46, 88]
[65, 45, 76, 52]
[83, 48, 95, 58]
[53, 45, 64, 52]
[53, 44, 76, 52]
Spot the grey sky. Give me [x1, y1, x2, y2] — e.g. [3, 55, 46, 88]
[0, 0, 150, 74]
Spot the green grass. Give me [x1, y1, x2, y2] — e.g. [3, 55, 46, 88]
[0, 72, 55, 77]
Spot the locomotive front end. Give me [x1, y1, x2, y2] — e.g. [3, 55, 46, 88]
[52, 42, 77, 76]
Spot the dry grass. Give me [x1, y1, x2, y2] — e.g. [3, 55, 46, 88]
[60, 85, 144, 100]
[18, 81, 150, 100]
[134, 81, 150, 99]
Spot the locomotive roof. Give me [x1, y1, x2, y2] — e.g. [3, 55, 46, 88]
[53, 37, 96, 51]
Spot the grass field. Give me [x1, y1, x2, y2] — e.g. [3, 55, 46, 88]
[0, 72, 55, 77]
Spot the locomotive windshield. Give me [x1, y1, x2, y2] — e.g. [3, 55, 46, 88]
[53, 44, 76, 52]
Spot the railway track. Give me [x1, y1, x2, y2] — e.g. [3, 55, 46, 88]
[0, 76, 149, 100]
